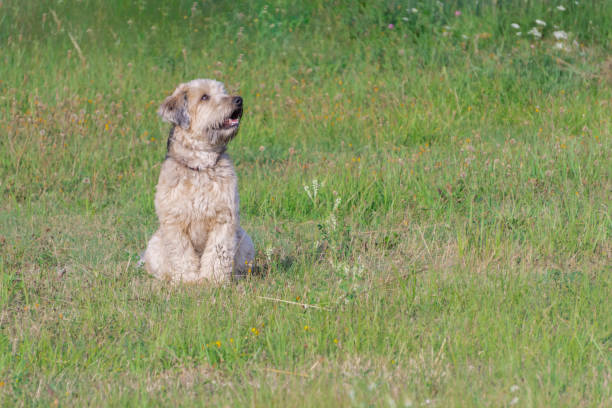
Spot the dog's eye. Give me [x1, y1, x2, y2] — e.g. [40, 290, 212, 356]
[201, 94, 209, 101]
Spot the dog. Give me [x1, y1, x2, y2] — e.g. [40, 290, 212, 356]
[143, 79, 254, 283]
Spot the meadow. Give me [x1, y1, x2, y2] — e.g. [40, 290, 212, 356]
[1, 0, 611, 406]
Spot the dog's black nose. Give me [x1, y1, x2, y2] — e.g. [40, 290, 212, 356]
[233, 96, 243, 107]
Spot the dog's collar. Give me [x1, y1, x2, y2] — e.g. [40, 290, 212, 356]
[167, 151, 224, 171]
[185, 163, 205, 172]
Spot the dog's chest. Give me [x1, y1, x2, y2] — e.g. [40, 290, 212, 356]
[157, 161, 236, 216]
[174, 170, 235, 222]
[155, 158, 238, 251]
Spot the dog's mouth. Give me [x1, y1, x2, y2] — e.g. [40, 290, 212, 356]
[215, 108, 243, 130]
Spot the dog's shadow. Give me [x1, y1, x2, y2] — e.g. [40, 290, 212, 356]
[236, 251, 296, 280]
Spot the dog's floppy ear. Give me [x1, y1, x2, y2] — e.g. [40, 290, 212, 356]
[158, 86, 190, 129]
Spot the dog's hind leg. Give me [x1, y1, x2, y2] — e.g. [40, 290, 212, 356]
[233, 227, 255, 278]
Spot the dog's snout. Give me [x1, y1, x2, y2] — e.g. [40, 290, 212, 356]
[233, 96, 243, 107]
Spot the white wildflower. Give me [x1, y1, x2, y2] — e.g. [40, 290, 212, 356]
[528, 27, 542, 38]
[327, 213, 337, 231]
[304, 179, 320, 203]
[510, 385, 520, 392]
[303, 184, 312, 201]
[312, 179, 319, 196]
[554, 42, 566, 50]
[264, 246, 274, 262]
[535, 19, 546, 26]
[509, 397, 519, 406]
[516, 31, 522, 36]
[333, 197, 342, 211]
[402, 17, 409, 21]
[553, 30, 568, 40]
[511, 23, 520, 29]
[462, 34, 469, 39]
[556, 5, 566, 11]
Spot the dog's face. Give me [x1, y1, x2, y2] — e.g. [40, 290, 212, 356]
[158, 79, 243, 148]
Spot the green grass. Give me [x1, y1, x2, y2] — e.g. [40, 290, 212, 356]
[1, 0, 611, 406]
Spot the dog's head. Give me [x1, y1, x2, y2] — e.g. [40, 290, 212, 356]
[158, 79, 243, 148]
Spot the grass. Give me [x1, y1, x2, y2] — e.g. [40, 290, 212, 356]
[1, 0, 611, 406]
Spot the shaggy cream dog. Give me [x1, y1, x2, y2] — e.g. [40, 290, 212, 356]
[144, 79, 254, 283]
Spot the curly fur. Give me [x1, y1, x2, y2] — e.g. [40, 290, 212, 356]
[144, 79, 254, 283]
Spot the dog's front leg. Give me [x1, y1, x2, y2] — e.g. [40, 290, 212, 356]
[161, 226, 201, 282]
[199, 221, 237, 283]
